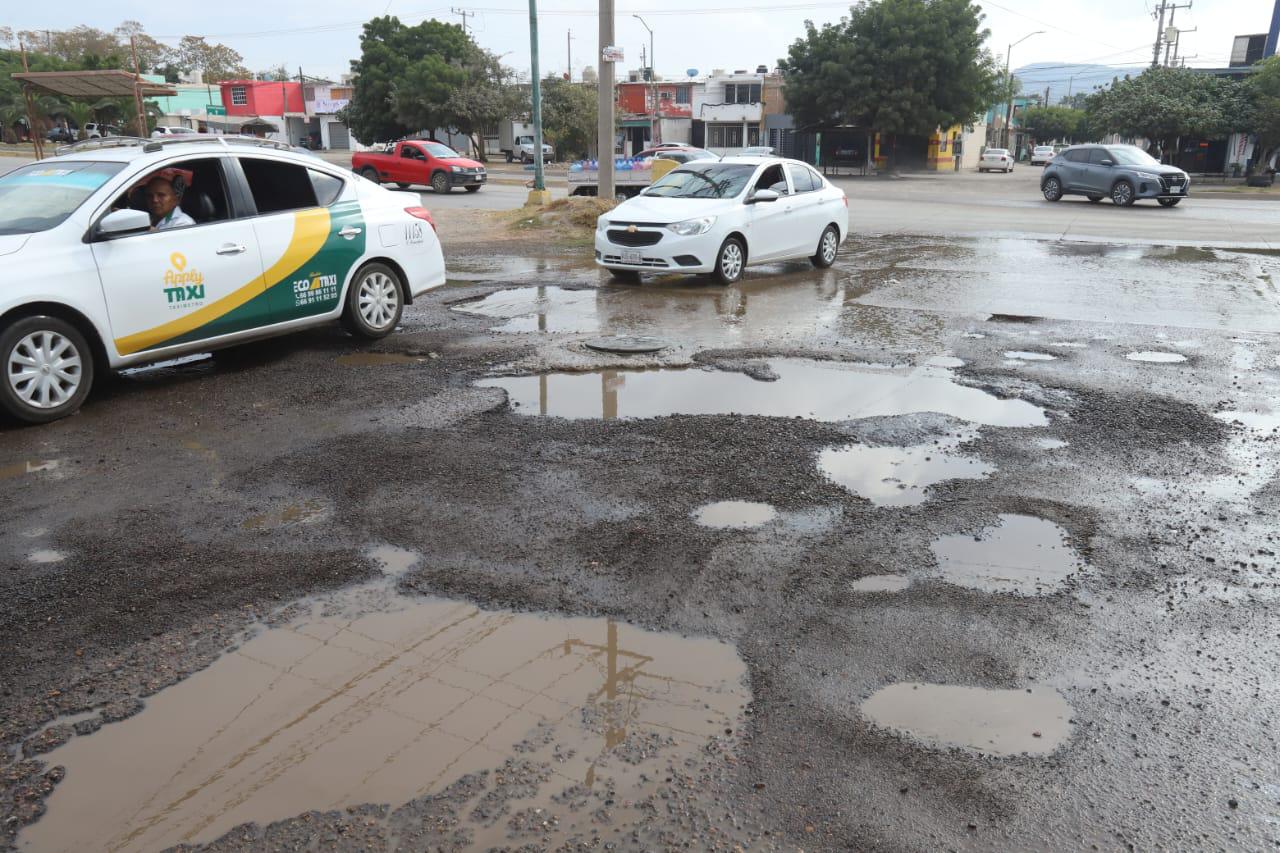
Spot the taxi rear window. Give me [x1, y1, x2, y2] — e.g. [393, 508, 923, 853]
[0, 161, 124, 235]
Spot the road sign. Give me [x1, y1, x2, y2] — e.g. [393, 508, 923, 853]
[206, 105, 227, 116]
[602, 46, 624, 63]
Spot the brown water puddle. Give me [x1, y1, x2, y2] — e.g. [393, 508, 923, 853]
[692, 500, 777, 529]
[929, 514, 1085, 596]
[242, 499, 328, 530]
[818, 433, 994, 507]
[336, 352, 426, 367]
[479, 359, 1047, 427]
[861, 682, 1072, 756]
[23, 593, 747, 852]
[0, 459, 61, 481]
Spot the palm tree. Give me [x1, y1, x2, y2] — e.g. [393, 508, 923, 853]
[63, 101, 94, 139]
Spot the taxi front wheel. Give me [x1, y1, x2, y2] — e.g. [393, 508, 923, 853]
[342, 263, 404, 339]
[1, 315, 95, 424]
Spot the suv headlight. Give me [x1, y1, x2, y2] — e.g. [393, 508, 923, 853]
[667, 216, 716, 236]
[1134, 171, 1160, 180]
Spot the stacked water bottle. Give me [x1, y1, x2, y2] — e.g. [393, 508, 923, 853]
[569, 157, 654, 173]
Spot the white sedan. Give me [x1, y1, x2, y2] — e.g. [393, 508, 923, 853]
[594, 156, 848, 285]
[979, 148, 1015, 173]
[0, 136, 446, 423]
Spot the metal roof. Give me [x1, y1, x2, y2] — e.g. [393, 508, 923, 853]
[12, 70, 177, 99]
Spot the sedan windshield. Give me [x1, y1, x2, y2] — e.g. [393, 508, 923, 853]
[423, 142, 461, 158]
[645, 164, 756, 199]
[1107, 146, 1160, 166]
[0, 161, 124, 235]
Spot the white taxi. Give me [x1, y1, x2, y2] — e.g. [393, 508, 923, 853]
[0, 137, 446, 424]
[595, 157, 848, 285]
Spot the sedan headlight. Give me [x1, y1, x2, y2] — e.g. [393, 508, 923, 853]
[451, 165, 462, 173]
[596, 216, 607, 232]
[666, 216, 716, 236]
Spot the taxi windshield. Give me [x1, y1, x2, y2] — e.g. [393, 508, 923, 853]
[0, 161, 124, 235]
[644, 164, 756, 199]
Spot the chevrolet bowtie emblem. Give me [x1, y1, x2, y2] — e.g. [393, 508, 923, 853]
[627, 225, 637, 233]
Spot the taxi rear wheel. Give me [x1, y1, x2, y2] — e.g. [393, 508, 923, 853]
[342, 263, 404, 339]
[1, 315, 95, 424]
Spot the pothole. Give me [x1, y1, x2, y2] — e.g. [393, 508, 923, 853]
[453, 286, 598, 333]
[1003, 351, 1056, 361]
[27, 549, 66, 564]
[1214, 410, 1280, 432]
[21, 592, 748, 852]
[1034, 437, 1069, 450]
[928, 514, 1085, 595]
[368, 544, 422, 577]
[0, 459, 62, 480]
[850, 575, 911, 593]
[925, 356, 965, 368]
[861, 682, 1072, 756]
[693, 500, 777, 529]
[242, 499, 329, 530]
[479, 359, 1047, 427]
[818, 433, 994, 507]
[1125, 351, 1187, 363]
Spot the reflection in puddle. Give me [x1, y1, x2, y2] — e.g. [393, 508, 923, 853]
[480, 359, 1047, 427]
[0, 459, 61, 480]
[819, 434, 994, 507]
[242, 499, 328, 530]
[447, 256, 595, 284]
[929, 514, 1085, 595]
[1004, 351, 1057, 361]
[28, 549, 66, 564]
[1035, 437, 1069, 451]
[693, 500, 777, 529]
[925, 355, 965, 368]
[24, 593, 747, 852]
[1214, 410, 1280, 432]
[1126, 351, 1186, 363]
[368, 544, 422, 576]
[850, 575, 910, 593]
[862, 683, 1071, 756]
[336, 352, 426, 367]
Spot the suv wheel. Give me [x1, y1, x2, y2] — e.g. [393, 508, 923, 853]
[1111, 180, 1136, 206]
[1041, 176, 1063, 202]
[1, 316, 95, 424]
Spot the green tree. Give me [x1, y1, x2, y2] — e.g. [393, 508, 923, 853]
[1242, 56, 1280, 177]
[1086, 66, 1246, 161]
[258, 63, 291, 82]
[540, 77, 596, 159]
[779, 0, 1000, 167]
[444, 45, 527, 160]
[176, 36, 250, 82]
[1018, 105, 1085, 143]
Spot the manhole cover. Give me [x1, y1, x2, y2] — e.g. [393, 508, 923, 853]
[583, 335, 669, 354]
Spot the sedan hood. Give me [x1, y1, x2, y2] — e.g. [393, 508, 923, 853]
[0, 235, 30, 257]
[607, 195, 739, 224]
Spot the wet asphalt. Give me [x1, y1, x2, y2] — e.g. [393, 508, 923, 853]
[2, 208, 1280, 851]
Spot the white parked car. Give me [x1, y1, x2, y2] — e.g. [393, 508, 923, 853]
[151, 125, 196, 139]
[595, 157, 848, 285]
[979, 148, 1015, 173]
[0, 136, 446, 423]
[1030, 145, 1056, 166]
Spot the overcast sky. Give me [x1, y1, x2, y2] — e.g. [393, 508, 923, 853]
[13, 0, 1277, 85]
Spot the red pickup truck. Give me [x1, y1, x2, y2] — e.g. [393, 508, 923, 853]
[352, 140, 487, 194]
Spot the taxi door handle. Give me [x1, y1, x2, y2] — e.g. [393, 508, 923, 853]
[216, 243, 246, 255]
[339, 226, 363, 239]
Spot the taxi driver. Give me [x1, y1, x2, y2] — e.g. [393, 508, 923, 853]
[146, 174, 195, 231]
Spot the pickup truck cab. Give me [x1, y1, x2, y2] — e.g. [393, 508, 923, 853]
[352, 140, 486, 194]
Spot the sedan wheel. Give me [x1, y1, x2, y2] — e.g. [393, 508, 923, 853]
[812, 226, 839, 268]
[360, 166, 380, 184]
[1, 316, 95, 424]
[343, 263, 404, 339]
[1042, 177, 1063, 202]
[431, 172, 451, 194]
[1111, 180, 1136, 206]
[714, 237, 746, 286]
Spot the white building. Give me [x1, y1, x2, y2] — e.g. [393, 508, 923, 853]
[692, 69, 766, 154]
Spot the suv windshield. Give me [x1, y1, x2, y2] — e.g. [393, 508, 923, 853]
[0, 161, 124, 235]
[645, 163, 756, 199]
[1107, 146, 1160, 166]
[423, 142, 461, 158]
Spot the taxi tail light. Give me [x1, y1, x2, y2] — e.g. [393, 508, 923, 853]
[405, 206, 436, 231]
[842, 194, 848, 208]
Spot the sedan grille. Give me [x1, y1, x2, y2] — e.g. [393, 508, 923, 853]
[607, 229, 663, 247]
[602, 254, 669, 268]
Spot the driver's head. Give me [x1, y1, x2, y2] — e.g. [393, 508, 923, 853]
[145, 175, 181, 221]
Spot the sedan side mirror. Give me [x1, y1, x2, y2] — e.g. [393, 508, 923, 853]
[747, 188, 780, 204]
[1099, 159, 1114, 167]
[95, 208, 152, 238]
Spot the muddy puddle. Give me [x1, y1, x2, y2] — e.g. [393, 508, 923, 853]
[242, 499, 329, 530]
[861, 683, 1072, 756]
[479, 359, 1047, 427]
[818, 432, 994, 507]
[1004, 351, 1056, 362]
[693, 500, 777, 529]
[1126, 351, 1187, 364]
[27, 549, 66, 564]
[1215, 409, 1280, 432]
[446, 256, 596, 284]
[0, 459, 61, 481]
[928, 514, 1085, 595]
[23, 590, 748, 852]
[850, 575, 911, 593]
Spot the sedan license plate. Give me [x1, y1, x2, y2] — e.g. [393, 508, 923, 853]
[622, 250, 642, 264]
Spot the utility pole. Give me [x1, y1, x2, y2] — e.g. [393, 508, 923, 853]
[598, 0, 616, 199]
[527, 0, 549, 204]
[1151, 0, 1169, 67]
[1171, 27, 1196, 66]
[633, 15, 656, 145]
[1003, 31, 1042, 151]
[567, 30, 574, 81]
[452, 8, 474, 36]
[1162, 2, 1192, 66]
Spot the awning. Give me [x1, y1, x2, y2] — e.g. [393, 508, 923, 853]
[239, 117, 279, 131]
[622, 119, 653, 128]
[11, 70, 176, 99]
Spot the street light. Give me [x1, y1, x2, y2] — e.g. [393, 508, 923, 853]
[633, 14, 657, 144]
[1003, 30, 1043, 152]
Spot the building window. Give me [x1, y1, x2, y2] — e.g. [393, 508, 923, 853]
[708, 124, 745, 148]
[747, 126, 760, 146]
[230, 86, 248, 107]
[659, 90, 672, 101]
[675, 86, 691, 105]
[723, 83, 761, 104]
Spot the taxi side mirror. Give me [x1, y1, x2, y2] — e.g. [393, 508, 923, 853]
[747, 188, 780, 204]
[95, 208, 152, 238]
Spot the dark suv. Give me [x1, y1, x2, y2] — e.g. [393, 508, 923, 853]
[1041, 144, 1191, 207]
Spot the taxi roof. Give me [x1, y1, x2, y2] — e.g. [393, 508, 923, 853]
[47, 136, 296, 164]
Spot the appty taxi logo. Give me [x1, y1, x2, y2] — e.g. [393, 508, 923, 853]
[163, 252, 205, 307]
[292, 271, 339, 307]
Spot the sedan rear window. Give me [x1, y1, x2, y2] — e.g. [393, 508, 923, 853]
[645, 164, 756, 199]
[0, 161, 124, 235]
